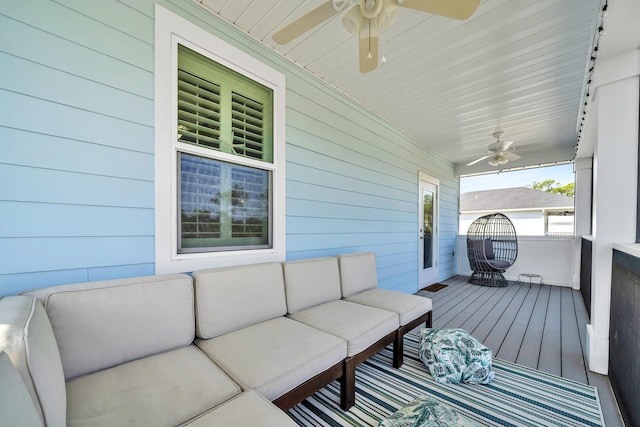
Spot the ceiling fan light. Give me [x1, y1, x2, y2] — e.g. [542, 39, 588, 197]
[488, 158, 499, 167]
[498, 155, 509, 165]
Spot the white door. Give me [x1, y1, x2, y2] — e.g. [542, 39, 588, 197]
[419, 173, 439, 288]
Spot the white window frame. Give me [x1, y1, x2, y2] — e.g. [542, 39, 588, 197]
[154, 5, 286, 274]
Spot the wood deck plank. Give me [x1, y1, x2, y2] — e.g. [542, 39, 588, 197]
[538, 285, 562, 375]
[516, 284, 551, 369]
[495, 284, 541, 361]
[468, 283, 521, 343]
[483, 284, 531, 353]
[560, 287, 588, 383]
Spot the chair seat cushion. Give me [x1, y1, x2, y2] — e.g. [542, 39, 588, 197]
[180, 391, 297, 426]
[418, 328, 494, 385]
[345, 289, 432, 326]
[196, 317, 346, 401]
[488, 259, 511, 269]
[66, 345, 240, 427]
[289, 300, 398, 357]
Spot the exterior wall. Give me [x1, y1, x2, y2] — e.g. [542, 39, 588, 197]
[0, 0, 458, 295]
[457, 235, 575, 287]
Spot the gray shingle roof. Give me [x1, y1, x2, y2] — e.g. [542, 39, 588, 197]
[460, 187, 574, 212]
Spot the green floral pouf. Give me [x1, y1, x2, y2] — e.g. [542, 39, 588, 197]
[378, 395, 482, 427]
[418, 328, 494, 385]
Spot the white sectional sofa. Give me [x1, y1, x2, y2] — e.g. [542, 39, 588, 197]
[0, 253, 432, 426]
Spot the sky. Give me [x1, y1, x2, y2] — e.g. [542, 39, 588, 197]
[460, 163, 575, 194]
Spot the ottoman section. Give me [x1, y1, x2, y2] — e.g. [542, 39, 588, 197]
[283, 256, 399, 410]
[338, 252, 433, 367]
[180, 390, 298, 426]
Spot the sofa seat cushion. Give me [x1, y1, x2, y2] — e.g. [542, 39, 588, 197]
[345, 289, 432, 326]
[66, 345, 240, 427]
[180, 391, 297, 426]
[289, 300, 399, 357]
[196, 317, 346, 401]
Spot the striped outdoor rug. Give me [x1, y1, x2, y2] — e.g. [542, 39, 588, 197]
[288, 333, 604, 426]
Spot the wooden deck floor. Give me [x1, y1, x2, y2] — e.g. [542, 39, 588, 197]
[416, 276, 624, 427]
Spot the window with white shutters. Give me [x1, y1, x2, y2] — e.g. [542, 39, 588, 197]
[176, 45, 274, 253]
[154, 5, 285, 274]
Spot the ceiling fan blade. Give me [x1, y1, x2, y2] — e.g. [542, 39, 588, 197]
[466, 153, 493, 166]
[502, 151, 521, 161]
[273, 1, 341, 45]
[501, 140, 515, 150]
[397, 0, 480, 20]
[358, 20, 379, 73]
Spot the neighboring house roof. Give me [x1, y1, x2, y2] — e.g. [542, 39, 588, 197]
[460, 187, 574, 212]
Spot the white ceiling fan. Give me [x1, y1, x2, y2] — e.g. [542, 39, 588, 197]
[272, 0, 481, 73]
[467, 131, 522, 167]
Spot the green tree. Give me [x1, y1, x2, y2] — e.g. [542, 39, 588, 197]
[528, 179, 574, 197]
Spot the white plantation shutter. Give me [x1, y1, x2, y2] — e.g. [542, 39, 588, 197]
[177, 70, 222, 149]
[177, 45, 273, 162]
[231, 91, 266, 160]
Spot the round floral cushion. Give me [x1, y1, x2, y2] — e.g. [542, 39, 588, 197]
[418, 328, 494, 385]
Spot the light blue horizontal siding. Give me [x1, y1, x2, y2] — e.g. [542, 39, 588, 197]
[0, 202, 154, 237]
[1, 1, 153, 70]
[1, 54, 153, 125]
[0, 91, 153, 153]
[0, 263, 155, 296]
[0, 237, 154, 275]
[0, 0, 460, 295]
[1, 127, 153, 180]
[0, 14, 153, 98]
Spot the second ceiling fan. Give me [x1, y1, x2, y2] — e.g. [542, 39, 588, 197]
[273, 0, 481, 73]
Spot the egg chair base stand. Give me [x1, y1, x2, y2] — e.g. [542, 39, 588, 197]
[469, 270, 509, 287]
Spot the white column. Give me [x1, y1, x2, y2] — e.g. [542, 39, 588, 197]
[573, 158, 593, 290]
[586, 50, 639, 374]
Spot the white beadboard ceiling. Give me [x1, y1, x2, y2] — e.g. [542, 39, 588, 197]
[193, 0, 637, 176]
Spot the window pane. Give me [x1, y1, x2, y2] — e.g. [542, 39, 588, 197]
[179, 153, 271, 253]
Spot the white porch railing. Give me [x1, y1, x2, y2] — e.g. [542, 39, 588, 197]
[457, 235, 576, 287]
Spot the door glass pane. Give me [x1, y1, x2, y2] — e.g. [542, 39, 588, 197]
[423, 189, 434, 269]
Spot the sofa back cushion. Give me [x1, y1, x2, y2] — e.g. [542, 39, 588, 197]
[283, 257, 342, 314]
[193, 263, 287, 339]
[338, 252, 378, 297]
[0, 296, 66, 427]
[23, 274, 194, 380]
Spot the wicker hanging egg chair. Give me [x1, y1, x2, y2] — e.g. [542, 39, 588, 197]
[466, 213, 518, 287]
